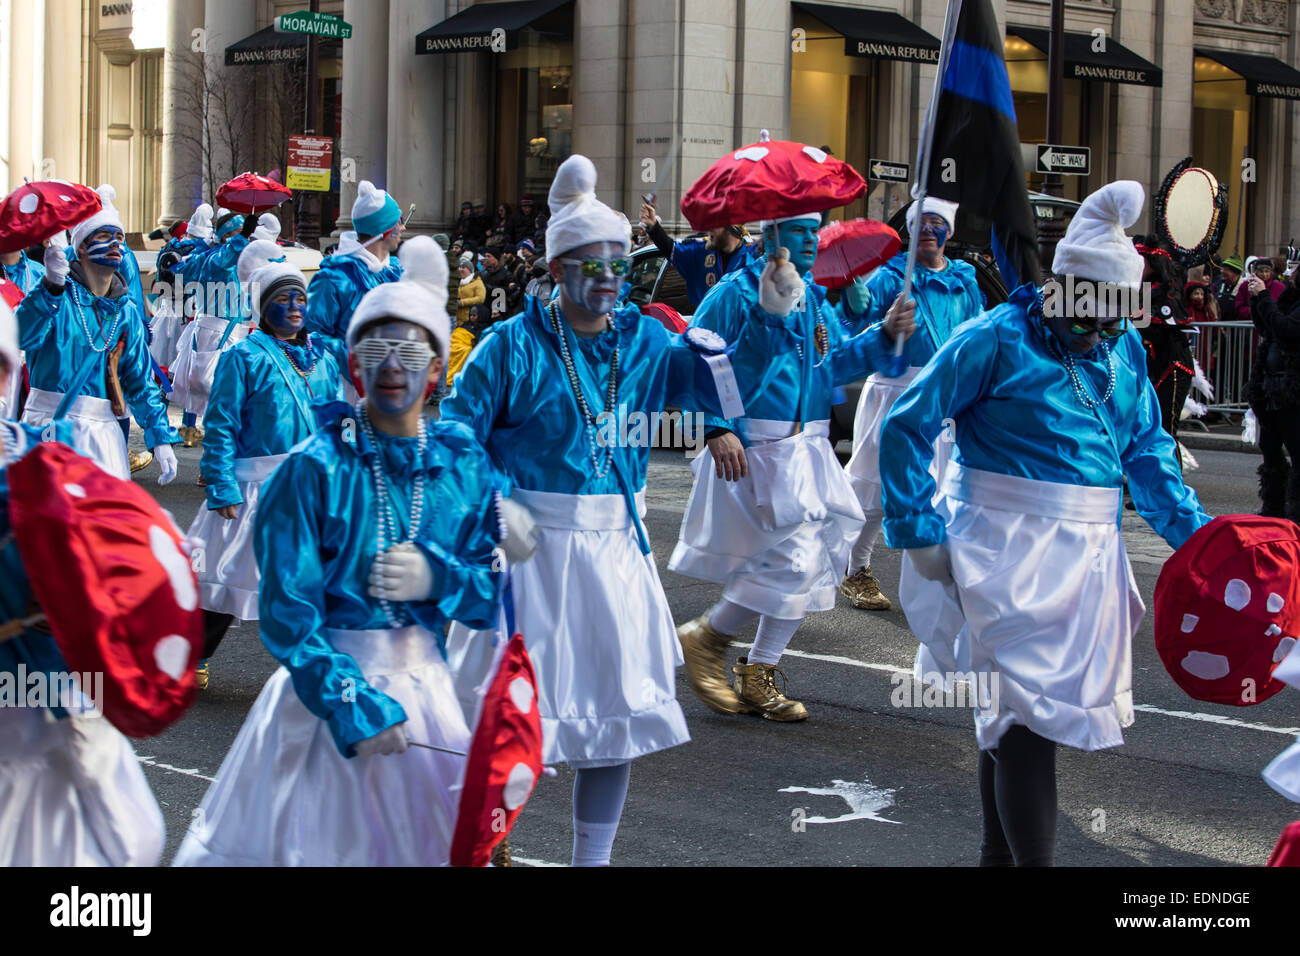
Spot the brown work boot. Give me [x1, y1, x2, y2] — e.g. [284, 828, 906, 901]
[491, 836, 512, 867]
[677, 613, 742, 714]
[839, 566, 891, 611]
[733, 657, 808, 722]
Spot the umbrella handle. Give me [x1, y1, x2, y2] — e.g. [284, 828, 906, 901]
[406, 740, 557, 776]
[0, 612, 48, 644]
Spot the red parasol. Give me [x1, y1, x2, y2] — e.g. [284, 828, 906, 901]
[811, 219, 901, 290]
[0, 180, 102, 254]
[641, 301, 687, 334]
[1153, 515, 1300, 706]
[449, 633, 545, 867]
[216, 172, 292, 215]
[681, 131, 867, 232]
[0, 276, 22, 310]
[1268, 822, 1300, 866]
[6, 443, 203, 736]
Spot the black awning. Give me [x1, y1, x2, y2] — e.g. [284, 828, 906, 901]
[225, 25, 307, 66]
[795, 2, 939, 64]
[1008, 26, 1162, 88]
[1195, 48, 1300, 100]
[416, 0, 572, 55]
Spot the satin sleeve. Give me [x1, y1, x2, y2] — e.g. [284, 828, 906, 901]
[442, 327, 508, 443]
[15, 281, 59, 352]
[881, 320, 997, 549]
[254, 452, 408, 758]
[1117, 334, 1211, 549]
[118, 304, 179, 448]
[828, 320, 906, 385]
[200, 348, 246, 508]
[306, 270, 346, 339]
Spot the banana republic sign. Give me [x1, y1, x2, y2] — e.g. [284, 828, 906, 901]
[848, 38, 940, 63]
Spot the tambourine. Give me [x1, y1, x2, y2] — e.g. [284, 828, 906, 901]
[1152, 157, 1228, 269]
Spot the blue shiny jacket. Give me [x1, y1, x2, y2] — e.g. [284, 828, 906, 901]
[17, 272, 179, 448]
[254, 402, 507, 757]
[2, 252, 45, 295]
[880, 283, 1210, 551]
[687, 254, 905, 442]
[174, 235, 248, 319]
[200, 331, 345, 508]
[305, 250, 401, 341]
[848, 252, 985, 366]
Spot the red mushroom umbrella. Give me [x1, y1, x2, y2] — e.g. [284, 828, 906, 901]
[0, 180, 102, 254]
[641, 301, 687, 334]
[1152, 515, 1300, 706]
[0, 276, 22, 310]
[1268, 822, 1300, 866]
[216, 172, 292, 215]
[4, 442, 203, 737]
[811, 219, 901, 290]
[681, 130, 867, 232]
[449, 631, 545, 867]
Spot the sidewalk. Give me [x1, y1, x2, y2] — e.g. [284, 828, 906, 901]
[1177, 416, 1258, 456]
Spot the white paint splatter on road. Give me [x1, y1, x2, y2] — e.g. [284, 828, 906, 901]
[780, 777, 902, 824]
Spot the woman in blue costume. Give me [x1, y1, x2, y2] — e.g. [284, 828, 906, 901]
[840, 196, 985, 612]
[0, 298, 166, 866]
[442, 155, 818, 866]
[0, 228, 45, 420]
[15, 188, 179, 483]
[174, 238, 525, 867]
[184, 254, 344, 689]
[670, 205, 915, 723]
[879, 182, 1210, 866]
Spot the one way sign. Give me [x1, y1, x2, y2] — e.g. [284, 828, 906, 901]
[868, 159, 910, 183]
[1036, 144, 1090, 175]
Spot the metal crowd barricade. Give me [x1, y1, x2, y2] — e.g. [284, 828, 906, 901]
[1183, 321, 1256, 416]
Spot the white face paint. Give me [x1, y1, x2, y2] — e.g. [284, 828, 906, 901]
[355, 320, 435, 415]
[557, 240, 626, 315]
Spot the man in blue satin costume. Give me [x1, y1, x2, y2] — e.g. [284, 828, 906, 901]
[441, 153, 800, 866]
[670, 201, 916, 724]
[174, 237, 532, 867]
[0, 239, 45, 419]
[879, 181, 1211, 866]
[0, 298, 166, 866]
[841, 196, 985, 612]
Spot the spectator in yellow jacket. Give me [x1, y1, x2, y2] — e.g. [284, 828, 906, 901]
[448, 303, 491, 388]
[456, 257, 485, 326]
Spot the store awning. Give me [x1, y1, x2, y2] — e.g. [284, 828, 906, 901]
[794, 2, 940, 64]
[416, 0, 572, 54]
[1195, 48, 1300, 100]
[224, 26, 307, 66]
[1008, 26, 1162, 88]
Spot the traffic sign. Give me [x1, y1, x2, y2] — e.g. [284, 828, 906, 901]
[286, 134, 333, 192]
[1036, 144, 1090, 176]
[868, 159, 910, 183]
[274, 11, 352, 40]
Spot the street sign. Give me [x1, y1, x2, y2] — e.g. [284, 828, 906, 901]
[868, 159, 910, 183]
[274, 10, 352, 40]
[1036, 144, 1091, 176]
[286, 134, 333, 192]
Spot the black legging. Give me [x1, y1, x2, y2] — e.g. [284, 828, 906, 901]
[202, 610, 235, 660]
[1154, 367, 1192, 457]
[978, 725, 1058, 867]
[1256, 406, 1300, 520]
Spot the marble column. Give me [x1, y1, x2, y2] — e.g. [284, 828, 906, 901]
[337, 0, 390, 232]
[386, 0, 446, 232]
[42, 0, 79, 186]
[7, 0, 42, 190]
[160, 0, 206, 225]
[202, 0, 256, 198]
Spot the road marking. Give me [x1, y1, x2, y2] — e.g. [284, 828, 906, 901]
[509, 854, 566, 868]
[780, 777, 902, 824]
[750, 645, 1300, 737]
[137, 755, 216, 782]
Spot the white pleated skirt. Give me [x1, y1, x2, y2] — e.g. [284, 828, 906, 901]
[669, 419, 865, 619]
[902, 463, 1143, 752]
[445, 487, 689, 769]
[1263, 641, 1300, 802]
[21, 388, 128, 480]
[0, 703, 164, 866]
[185, 454, 286, 620]
[172, 625, 470, 867]
[149, 298, 184, 370]
[170, 314, 248, 419]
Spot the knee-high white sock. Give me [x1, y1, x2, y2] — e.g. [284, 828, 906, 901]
[849, 509, 885, 573]
[748, 615, 802, 666]
[572, 762, 631, 866]
[708, 599, 759, 637]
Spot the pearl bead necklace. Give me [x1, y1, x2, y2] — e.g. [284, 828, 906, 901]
[273, 337, 318, 396]
[70, 284, 122, 354]
[547, 302, 620, 479]
[1036, 289, 1117, 409]
[792, 295, 829, 368]
[358, 403, 427, 628]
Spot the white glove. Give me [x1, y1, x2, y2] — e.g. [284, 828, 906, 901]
[354, 723, 408, 758]
[367, 542, 435, 602]
[44, 246, 68, 287]
[908, 542, 954, 586]
[153, 444, 177, 486]
[758, 247, 805, 317]
[498, 497, 538, 564]
[843, 275, 871, 315]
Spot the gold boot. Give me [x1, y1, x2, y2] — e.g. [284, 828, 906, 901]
[491, 836, 512, 867]
[677, 613, 742, 714]
[195, 659, 209, 691]
[733, 657, 808, 721]
[129, 449, 154, 473]
[179, 425, 204, 448]
[839, 566, 892, 611]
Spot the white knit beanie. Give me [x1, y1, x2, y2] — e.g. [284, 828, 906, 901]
[906, 196, 960, 236]
[246, 260, 307, 320]
[346, 236, 450, 366]
[252, 212, 281, 242]
[237, 238, 287, 286]
[545, 155, 630, 261]
[1052, 181, 1146, 289]
[70, 183, 125, 252]
[186, 203, 214, 242]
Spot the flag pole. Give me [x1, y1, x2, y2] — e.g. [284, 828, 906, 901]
[897, 0, 964, 355]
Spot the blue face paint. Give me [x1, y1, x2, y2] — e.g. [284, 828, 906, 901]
[84, 231, 124, 267]
[764, 218, 820, 274]
[264, 289, 306, 336]
[918, 215, 949, 251]
[359, 321, 433, 415]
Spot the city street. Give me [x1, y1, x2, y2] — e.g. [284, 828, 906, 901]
[133, 425, 1300, 868]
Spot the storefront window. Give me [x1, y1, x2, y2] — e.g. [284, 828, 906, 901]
[1193, 57, 1251, 255]
[496, 34, 573, 208]
[1005, 35, 1086, 201]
